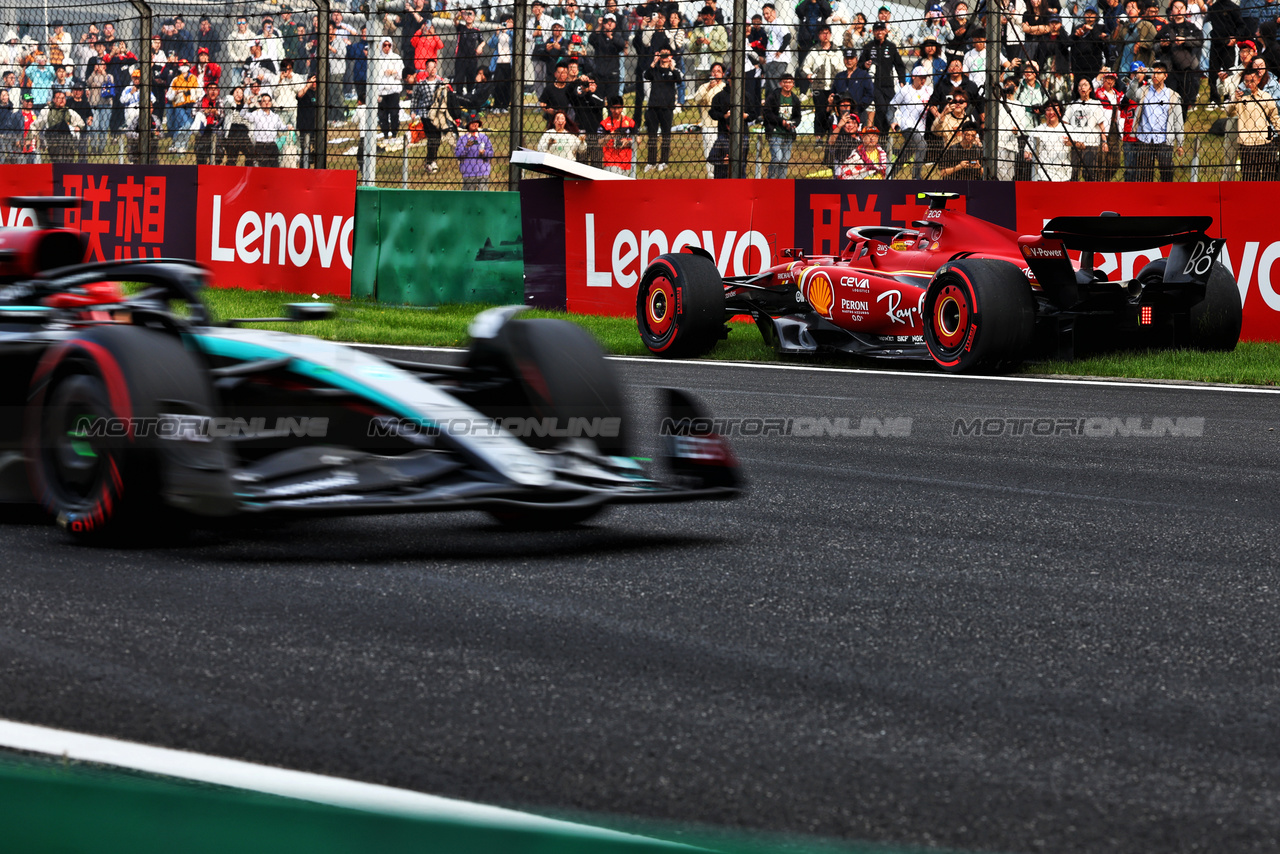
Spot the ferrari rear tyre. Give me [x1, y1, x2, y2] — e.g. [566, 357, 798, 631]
[1139, 259, 1242, 351]
[636, 252, 725, 358]
[923, 259, 1036, 374]
[26, 326, 217, 543]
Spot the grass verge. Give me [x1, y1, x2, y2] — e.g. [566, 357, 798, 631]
[202, 286, 1280, 385]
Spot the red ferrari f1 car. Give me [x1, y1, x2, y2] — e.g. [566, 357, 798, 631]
[635, 193, 1241, 373]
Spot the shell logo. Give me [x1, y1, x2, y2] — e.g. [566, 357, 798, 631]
[806, 272, 834, 318]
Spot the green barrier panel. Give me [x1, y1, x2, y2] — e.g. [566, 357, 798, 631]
[351, 188, 524, 307]
[350, 186, 382, 300]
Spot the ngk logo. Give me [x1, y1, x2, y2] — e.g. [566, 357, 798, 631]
[209, 195, 353, 269]
[583, 213, 771, 289]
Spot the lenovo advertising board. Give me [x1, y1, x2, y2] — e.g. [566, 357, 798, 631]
[562, 180, 795, 316]
[196, 166, 357, 297]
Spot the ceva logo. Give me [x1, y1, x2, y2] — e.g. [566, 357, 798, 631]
[209, 195, 354, 269]
[583, 213, 772, 288]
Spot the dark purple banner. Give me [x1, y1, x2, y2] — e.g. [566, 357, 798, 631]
[794, 180, 1017, 257]
[52, 165, 198, 263]
[518, 178, 567, 311]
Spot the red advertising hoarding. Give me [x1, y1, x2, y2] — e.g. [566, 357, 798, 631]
[562, 179, 795, 316]
[0, 165, 54, 228]
[1016, 181, 1280, 342]
[196, 166, 357, 297]
[1214, 183, 1280, 343]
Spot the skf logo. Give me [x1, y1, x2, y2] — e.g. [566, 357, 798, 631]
[806, 272, 835, 318]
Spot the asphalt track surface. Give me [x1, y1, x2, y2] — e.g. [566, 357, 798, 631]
[3, 351, 1280, 854]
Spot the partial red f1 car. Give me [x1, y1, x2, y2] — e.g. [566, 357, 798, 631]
[635, 193, 1241, 373]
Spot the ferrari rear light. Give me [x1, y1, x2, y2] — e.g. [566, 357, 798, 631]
[1140, 306, 1153, 326]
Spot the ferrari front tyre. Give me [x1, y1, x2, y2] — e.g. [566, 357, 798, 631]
[25, 326, 218, 543]
[923, 259, 1036, 374]
[636, 252, 725, 359]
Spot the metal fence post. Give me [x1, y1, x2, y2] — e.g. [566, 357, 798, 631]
[507, 0, 528, 190]
[130, 0, 152, 164]
[729, 0, 747, 179]
[983, 0, 1001, 180]
[316, 0, 330, 169]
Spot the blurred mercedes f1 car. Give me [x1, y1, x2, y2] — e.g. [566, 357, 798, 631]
[636, 192, 1241, 373]
[0, 198, 739, 542]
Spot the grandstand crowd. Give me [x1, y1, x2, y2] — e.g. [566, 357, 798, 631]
[0, 0, 1277, 181]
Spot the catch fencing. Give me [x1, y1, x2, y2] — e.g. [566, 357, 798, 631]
[0, 0, 1275, 187]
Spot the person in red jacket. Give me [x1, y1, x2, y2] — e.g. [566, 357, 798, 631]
[411, 21, 444, 71]
[598, 95, 636, 175]
[196, 47, 221, 89]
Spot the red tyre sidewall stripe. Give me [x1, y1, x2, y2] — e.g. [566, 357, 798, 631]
[641, 258, 682, 353]
[927, 268, 979, 368]
[25, 339, 134, 524]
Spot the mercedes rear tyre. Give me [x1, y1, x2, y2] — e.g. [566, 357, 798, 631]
[636, 252, 725, 359]
[25, 326, 220, 544]
[923, 259, 1036, 374]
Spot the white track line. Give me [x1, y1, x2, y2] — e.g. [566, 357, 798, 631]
[0, 719, 680, 846]
[355, 344, 1280, 396]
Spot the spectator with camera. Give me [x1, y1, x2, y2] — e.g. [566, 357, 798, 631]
[1062, 75, 1109, 178]
[1227, 66, 1279, 179]
[928, 88, 973, 164]
[691, 62, 727, 175]
[643, 47, 682, 171]
[455, 112, 494, 189]
[1131, 61, 1183, 180]
[247, 91, 288, 166]
[1071, 7, 1109, 86]
[993, 73, 1029, 179]
[598, 95, 637, 175]
[588, 13, 627, 98]
[803, 25, 844, 134]
[488, 15, 515, 111]
[889, 66, 933, 177]
[1155, 0, 1203, 118]
[832, 48, 875, 125]
[373, 37, 403, 139]
[689, 6, 729, 88]
[930, 120, 984, 177]
[764, 72, 801, 177]
[1026, 99, 1074, 180]
[453, 8, 484, 88]
[860, 22, 906, 132]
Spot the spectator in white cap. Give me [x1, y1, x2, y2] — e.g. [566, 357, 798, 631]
[372, 37, 403, 138]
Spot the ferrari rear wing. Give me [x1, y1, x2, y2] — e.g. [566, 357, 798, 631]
[1018, 215, 1224, 306]
[1040, 215, 1213, 252]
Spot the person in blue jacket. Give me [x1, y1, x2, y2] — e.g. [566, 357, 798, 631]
[832, 48, 876, 127]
